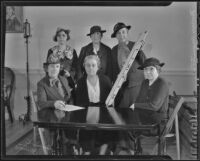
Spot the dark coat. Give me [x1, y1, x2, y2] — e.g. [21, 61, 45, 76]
[115, 77, 169, 152]
[75, 74, 112, 107]
[111, 41, 146, 107]
[135, 77, 169, 124]
[77, 42, 112, 81]
[37, 75, 71, 110]
[74, 74, 115, 151]
[111, 41, 146, 86]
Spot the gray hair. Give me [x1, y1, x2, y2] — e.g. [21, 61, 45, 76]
[83, 55, 100, 68]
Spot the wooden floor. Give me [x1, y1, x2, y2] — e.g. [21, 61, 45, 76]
[140, 136, 196, 160]
[5, 120, 33, 153]
[4, 120, 197, 160]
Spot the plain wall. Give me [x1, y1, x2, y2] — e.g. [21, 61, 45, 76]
[4, 2, 197, 118]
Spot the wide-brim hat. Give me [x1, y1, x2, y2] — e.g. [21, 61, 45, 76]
[87, 25, 106, 36]
[138, 57, 165, 70]
[43, 54, 61, 67]
[53, 27, 70, 42]
[111, 22, 131, 38]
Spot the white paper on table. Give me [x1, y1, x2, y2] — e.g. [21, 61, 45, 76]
[129, 104, 135, 111]
[61, 104, 85, 112]
[86, 106, 100, 124]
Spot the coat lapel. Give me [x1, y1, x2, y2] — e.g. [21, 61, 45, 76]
[87, 43, 94, 54]
[59, 75, 71, 97]
[99, 75, 103, 102]
[43, 77, 63, 100]
[83, 76, 90, 103]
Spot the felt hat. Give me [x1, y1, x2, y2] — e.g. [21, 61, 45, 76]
[111, 22, 131, 38]
[87, 25, 106, 36]
[138, 57, 165, 70]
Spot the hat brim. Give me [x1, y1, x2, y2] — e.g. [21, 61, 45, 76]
[43, 62, 60, 67]
[86, 30, 106, 36]
[138, 63, 165, 70]
[111, 25, 131, 38]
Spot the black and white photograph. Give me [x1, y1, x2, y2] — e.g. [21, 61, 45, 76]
[1, 1, 199, 160]
[6, 6, 23, 33]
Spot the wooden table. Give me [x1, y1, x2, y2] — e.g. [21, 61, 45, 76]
[32, 107, 160, 155]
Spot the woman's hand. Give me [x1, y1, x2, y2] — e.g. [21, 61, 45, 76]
[54, 100, 65, 110]
[123, 73, 127, 82]
[64, 70, 70, 77]
[54, 109, 65, 119]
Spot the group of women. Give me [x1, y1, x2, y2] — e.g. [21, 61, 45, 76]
[37, 22, 169, 155]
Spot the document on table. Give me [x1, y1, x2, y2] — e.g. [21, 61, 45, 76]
[61, 104, 85, 112]
[86, 106, 100, 124]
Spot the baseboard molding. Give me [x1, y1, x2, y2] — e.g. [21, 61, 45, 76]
[9, 68, 197, 76]
[162, 70, 196, 76]
[11, 68, 45, 75]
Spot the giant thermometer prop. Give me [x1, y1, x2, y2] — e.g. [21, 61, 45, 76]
[106, 31, 148, 108]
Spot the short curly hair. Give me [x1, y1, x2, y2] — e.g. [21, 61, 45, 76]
[53, 28, 70, 42]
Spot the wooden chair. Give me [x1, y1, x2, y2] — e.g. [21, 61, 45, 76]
[30, 90, 49, 155]
[3, 67, 16, 123]
[150, 93, 184, 160]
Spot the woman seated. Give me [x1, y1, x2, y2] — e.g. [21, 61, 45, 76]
[133, 57, 169, 128]
[75, 55, 115, 155]
[37, 54, 74, 154]
[116, 57, 169, 155]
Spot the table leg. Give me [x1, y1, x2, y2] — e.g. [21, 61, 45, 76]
[55, 129, 63, 155]
[135, 137, 142, 155]
[33, 125, 37, 154]
[158, 126, 161, 155]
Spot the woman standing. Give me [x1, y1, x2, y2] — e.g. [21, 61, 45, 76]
[77, 25, 112, 81]
[110, 22, 146, 108]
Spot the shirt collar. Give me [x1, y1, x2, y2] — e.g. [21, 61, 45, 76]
[48, 76, 60, 87]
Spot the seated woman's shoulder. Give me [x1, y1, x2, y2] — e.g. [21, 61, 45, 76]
[37, 76, 47, 86]
[158, 77, 167, 83]
[158, 77, 169, 88]
[99, 74, 112, 83]
[59, 75, 69, 82]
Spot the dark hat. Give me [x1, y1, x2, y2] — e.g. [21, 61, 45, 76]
[111, 22, 131, 38]
[53, 27, 70, 42]
[138, 57, 165, 70]
[43, 54, 61, 67]
[87, 25, 106, 36]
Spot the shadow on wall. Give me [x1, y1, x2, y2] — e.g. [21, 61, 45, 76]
[161, 70, 196, 96]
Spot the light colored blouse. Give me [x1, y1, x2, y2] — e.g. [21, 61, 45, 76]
[86, 77, 100, 103]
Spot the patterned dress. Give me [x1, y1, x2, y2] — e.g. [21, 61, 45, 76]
[47, 45, 78, 88]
